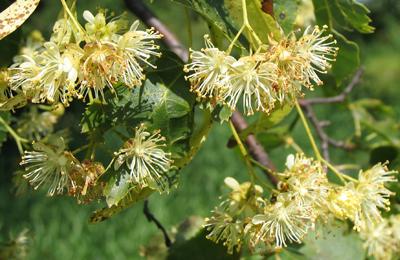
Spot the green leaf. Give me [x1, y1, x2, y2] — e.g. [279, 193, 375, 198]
[225, 0, 283, 41]
[300, 221, 365, 260]
[312, 0, 341, 28]
[90, 187, 154, 223]
[331, 31, 360, 84]
[335, 0, 374, 33]
[170, 0, 240, 41]
[81, 79, 194, 160]
[243, 103, 293, 137]
[349, 99, 400, 149]
[104, 174, 131, 207]
[274, 0, 300, 33]
[138, 80, 193, 159]
[312, 0, 374, 33]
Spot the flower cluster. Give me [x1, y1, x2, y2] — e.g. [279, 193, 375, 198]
[20, 137, 80, 196]
[360, 215, 400, 260]
[16, 105, 64, 141]
[204, 177, 266, 254]
[20, 136, 105, 203]
[245, 154, 328, 248]
[7, 10, 162, 106]
[113, 124, 173, 193]
[328, 163, 396, 231]
[184, 26, 338, 115]
[205, 154, 397, 253]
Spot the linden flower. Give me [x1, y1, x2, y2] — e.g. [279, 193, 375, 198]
[184, 35, 236, 98]
[328, 163, 396, 231]
[222, 56, 278, 115]
[360, 219, 396, 260]
[282, 154, 329, 209]
[115, 21, 163, 88]
[267, 36, 301, 82]
[249, 194, 314, 248]
[79, 42, 123, 100]
[295, 25, 339, 87]
[83, 10, 127, 41]
[9, 53, 41, 98]
[327, 183, 362, 221]
[16, 106, 59, 141]
[36, 42, 81, 104]
[354, 163, 397, 230]
[20, 138, 79, 196]
[114, 124, 172, 192]
[205, 211, 244, 254]
[10, 42, 82, 105]
[205, 177, 265, 254]
[219, 177, 265, 213]
[68, 160, 105, 204]
[390, 214, 400, 241]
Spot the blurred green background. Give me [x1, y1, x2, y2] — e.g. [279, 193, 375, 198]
[0, 0, 399, 259]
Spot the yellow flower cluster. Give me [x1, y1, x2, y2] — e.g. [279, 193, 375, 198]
[185, 26, 338, 115]
[7, 10, 162, 107]
[360, 215, 400, 260]
[21, 124, 172, 199]
[114, 124, 173, 193]
[205, 154, 397, 253]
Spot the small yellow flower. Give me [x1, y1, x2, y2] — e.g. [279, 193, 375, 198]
[113, 124, 172, 192]
[249, 193, 314, 248]
[184, 35, 236, 98]
[360, 219, 396, 260]
[222, 56, 278, 115]
[116, 21, 162, 88]
[296, 25, 339, 87]
[328, 163, 396, 231]
[205, 177, 265, 254]
[20, 137, 79, 196]
[83, 10, 127, 41]
[282, 154, 329, 210]
[79, 42, 123, 100]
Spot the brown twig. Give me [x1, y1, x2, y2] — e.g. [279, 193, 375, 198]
[125, 0, 278, 185]
[299, 68, 364, 106]
[231, 112, 278, 185]
[124, 0, 189, 62]
[298, 69, 363, 160]
[143, 200, 172, 247]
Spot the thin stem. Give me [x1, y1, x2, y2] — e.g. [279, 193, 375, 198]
[295, 100, 322, 161]
[285, 136, 303, 154]
[226, 0, 263, 54]
[0, 116, 28, 154]
[249, 157, 273, 175]
[320, 157, 358, 183]
[72, 144, 89, 155]
[229, 120, 255, 184]
[242, 0, 250, 25]
[227, 25, 245, 54]
[241, 0, 262, 47]
[60, 0, 87, 40]
[104, 158, 115, 175]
